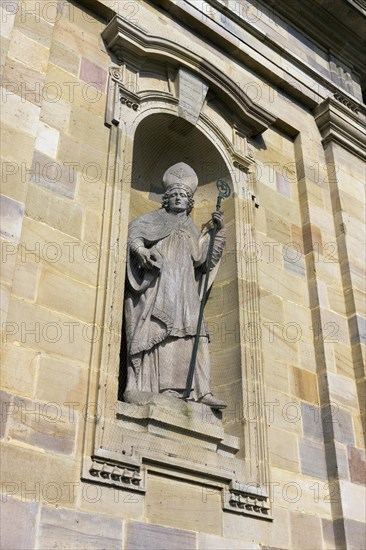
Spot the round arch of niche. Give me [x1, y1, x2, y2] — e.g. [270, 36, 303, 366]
[118, 112, 240, 430]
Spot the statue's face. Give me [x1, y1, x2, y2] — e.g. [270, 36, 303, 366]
[167, 187, 189, 212]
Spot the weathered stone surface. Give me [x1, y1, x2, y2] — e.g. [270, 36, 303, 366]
[36, 268, 95, 322]
[80, 57, 107, 92]
[7, 29, 49, 72]
[38, 507, 123, 549]
[301, 402, 324, 441]
[11, 260, 41, 301]
[7, 396, 76, 455]
[290, 511, 323, 550]
[49, 39, 80, 75]
[223, 506, 290, 548]
[35, 121, 60, 159]
[30, 151, 76, 199]
[268, 426, 300, 472]
[36, 355, 88, 405]
[1, 343, 39, 396]
[2, 57, 45, 106]
[126, 521, 196, 550]
[0, 497, 38, 550]
[146, 474, 222, 535]
[322, 518, 346, 550]
[0, 194, 24, 243]
[299, 438, 328, 480]
[198, 532, 260, 549]
[323, 405, 355, 446]
[0, 390, 12, 439]
[344, 518, 366, 550]
[291, 367, 318, 404]
[348, 446, 366, 485]
[325, 441, 350, 480]
[339, 480, 366, 524]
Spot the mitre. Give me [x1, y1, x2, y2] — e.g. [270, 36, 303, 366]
[162, 162, 198, 194]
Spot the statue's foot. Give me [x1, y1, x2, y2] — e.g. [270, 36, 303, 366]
[199, 393, 227, 410]
[161, 389, 181, 399]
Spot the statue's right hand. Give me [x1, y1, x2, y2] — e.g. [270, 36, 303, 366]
[135, 247, 154, 270]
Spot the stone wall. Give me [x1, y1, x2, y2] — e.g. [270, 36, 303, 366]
[1, 1, 365, 549]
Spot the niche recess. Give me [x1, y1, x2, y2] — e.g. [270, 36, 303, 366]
[82, 14, 275, 519]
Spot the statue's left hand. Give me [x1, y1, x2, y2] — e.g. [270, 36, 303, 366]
[211, 211, 225, 230]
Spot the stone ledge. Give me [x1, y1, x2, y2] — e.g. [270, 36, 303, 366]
[117, 395, 240, 455]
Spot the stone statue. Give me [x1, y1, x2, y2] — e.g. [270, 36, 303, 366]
[123, 162, 227, 409]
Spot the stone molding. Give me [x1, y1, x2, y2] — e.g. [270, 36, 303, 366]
[101, 15, 276, 136]
[82, 456, 146, 493]
[223, 481, 271, 519]
[151, 0, 365, 110]
[314, 94, 366, 160]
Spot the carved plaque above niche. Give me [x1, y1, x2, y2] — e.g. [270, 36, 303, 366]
[178, 68, 209, 125]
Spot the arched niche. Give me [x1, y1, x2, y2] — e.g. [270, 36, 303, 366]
[82, 15, 274, 520]
[118, 111, 240, 431]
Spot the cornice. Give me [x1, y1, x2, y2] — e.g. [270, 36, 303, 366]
[102, 15, 276, 136]
[314, 96, 366, 160]
[151, 0, 366, 111]
[258, 0, 366, 73]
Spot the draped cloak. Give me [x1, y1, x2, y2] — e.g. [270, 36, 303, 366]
[124, 208, 226, 398]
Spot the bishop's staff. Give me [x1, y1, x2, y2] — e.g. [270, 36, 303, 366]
[183, 179, 231, 401]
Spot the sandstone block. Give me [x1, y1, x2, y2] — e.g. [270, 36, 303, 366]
[324, 441, 350, 480]
[340, 480, 366, 523]
[344, 518, 366, 550]
[7, 29, 49, 73]
[322, 405, 355, 446]
[38, 506, 123, 549]
[30, 151, 76, 199]
[0, 390, 12, 439]
[265, 210, 292, 245]
[264, 360, 289, 393]
[7, 396, 76, 455]
[268, 425, 300, 472]
[0, 124, 36, 165]
[78, 483, 144, 521]
[290, 367, 319, 404]
[49, 39, 80, 75]
[36, 268, 95, 322]
[1, 343, 39, 396]
[1, 443, 77, 506]
[290, 511, 323, 550]
[146, 474, 222, 535]
[322, 518, 346, 549]
[0, 497, 38, 550]
[20, 217, 99, 286]
[82, 208, 102, 244]
[0, 194, 24, 243]
[35, 121, 60, 159]
[126, 521, 196, 550]
[80, 57, 107, 92]
[69, 105, 109, 154]
[198, 533, 259, 549]
[12, 259, 40, 300]
[348, 446, 366, 485]
[5, 296, 93, 362]
[40, 97, 71, 132]
[2, 57, 45, 107]
[0, 3, 16, 40]
[36, 355, 88, 405]
[299, 438, 328, 480]
[14, 10, 53, 47]
[301, 402, 323, 441]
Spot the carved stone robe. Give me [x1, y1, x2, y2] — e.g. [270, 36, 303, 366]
[124, 208, 225, 399]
